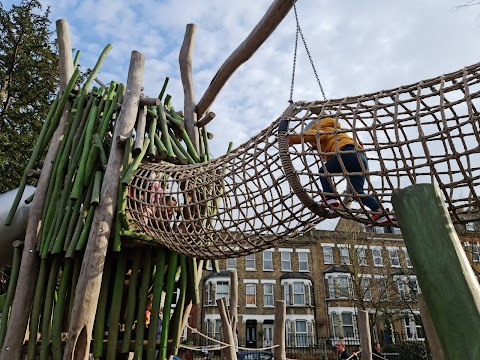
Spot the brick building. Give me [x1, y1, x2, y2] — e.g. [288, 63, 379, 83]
[193, 219, 480, 350]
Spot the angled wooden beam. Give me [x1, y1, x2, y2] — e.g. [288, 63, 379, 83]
[0, 19, 74, 360]
[63, 51, 145, 360]
[195, 0, 295, 119]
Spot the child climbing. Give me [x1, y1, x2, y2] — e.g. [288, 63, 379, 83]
[288, 117, 396, 225]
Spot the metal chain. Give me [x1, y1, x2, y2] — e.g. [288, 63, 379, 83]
[289, 1, 328, 103]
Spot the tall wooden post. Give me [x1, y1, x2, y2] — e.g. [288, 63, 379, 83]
[63, 51, 145, 360]
[0, 19, 74, 360]
[392, 184, 480, 359]
[416, 293, 445, 360]
[357, 310, 372, 360]
[273, 300, 286, 360]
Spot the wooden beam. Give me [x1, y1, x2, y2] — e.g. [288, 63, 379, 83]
[179, 23, 199, 151]
[62, 51, 145, 360]
[392, 184, 480, 359]
[0, 19, 74, 360]
[273, 300, 286, 360]
[416, 293, 445, 360]
[217, 298, 236, 360]
[195, 0, 294, 117]
[357, 310, 372, 360]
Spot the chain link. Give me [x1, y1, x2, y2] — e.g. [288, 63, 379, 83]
[289, 0, 327, 103]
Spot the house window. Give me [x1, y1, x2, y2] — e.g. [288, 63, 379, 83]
[342, 312, 355, 338]
[246, 283, 256, 306]
[226, 258, 237, 269]
[295, 320, 308, 347]
[263, 283, 274, 307]
[323, 246, 334, 264]
[357, 247, 367, 266]
[408, 277, 419, 301]
[293, 282, 306, 305]
[372, 248, 383, 267]
[216, 281, 229, 302]
[403, 249, 412, 268]
[327, 275, 350, 299]
[360, 277, 372, 301]
[298, 252, 309, 272]
[281, 251, 291, 271]
[376, 277, 388, 301]
[388, 248, 400, 267]
[263, 251, 273, 271]
[331, 312, 340, 337]
[397, 278, 406, 298]
[404, 315, 425, 340]
[284, 283, 290, 305]
[245, 254, 256, 270]
[472, 243, 480, 263]
[339, 246, 350, 265]
[215, 319, 222, 340]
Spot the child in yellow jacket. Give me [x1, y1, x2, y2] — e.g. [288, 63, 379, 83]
[288, 117, 396, 225]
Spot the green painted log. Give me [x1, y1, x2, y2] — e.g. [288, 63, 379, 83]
[73, 50, 80, 68]
[39, 256, 61, 360]
[145, 249, 167, 360]
[153, 133, 168, 160]
[158, 77, 169, 102]
[119, 230, 154, 242]
[186, 257, 199, 305]
[178, 128, 200, 163]
[201, 126, 211, 161]
[92, 134, 108, 169]
[168, 129, 190, 164]
[60, 187, 88, 253]
[120, 251, 142, 354]
[26, 259, 48, 360]
[164, 94, 172, 108]
[165, 113, 185, 131]
[98, 84, 121, 141]
[158, 252, 178, 360]
[121, 138, 150, 186]
[74, 202, 97, 252]
[92, 255, 113, 358]
[0, 241, 23, 347]
[133, 251, 152, 359]
[91, 171, 103, 206]
[392, 184, 480, 360]
[157, 103, 174, 159]
[115, 137, 133, 250]
[105, 250, 127, 360]
[169, 255, 187, 357]
[51, 258, 74, 360]
[5, 69, 79, 225]
[147, 109, 158, 159]
[67, 255, 82, 327]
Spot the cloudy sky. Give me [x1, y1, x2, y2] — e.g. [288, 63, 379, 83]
[5, 0, 480, 158]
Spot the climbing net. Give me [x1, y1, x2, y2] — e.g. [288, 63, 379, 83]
[127, 62, 480, 259]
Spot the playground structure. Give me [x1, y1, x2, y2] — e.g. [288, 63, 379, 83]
[0, 0, 479, 359]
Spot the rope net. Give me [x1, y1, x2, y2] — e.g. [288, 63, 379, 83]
[126, 62, 480, 259]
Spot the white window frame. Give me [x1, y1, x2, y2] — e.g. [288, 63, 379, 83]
[295, 320, 308, 347]
[263, 283, 274, 307]
[245, 283, 256, 307]
[281, 251, 292, 271]
[371, 247, 384, 267]
[326, 274, 351, 299]
[215, 281, 229, 302]
[338, 245, 351, 265]
[402, 248, 412, 268]
[293, 282, 306, 305]
[356, 246, 367, 266]
[263, 250, 274, 271]
[226, 258, 237, 270]
[341, 312, 356, 339]
[323, 246, 334, 264]
[472, 243, 480, 263]
[245, 254, 256, 270]
[387, 247, 400, 268]
[359, 276, 372, 301]
[298, 251, 309, 272]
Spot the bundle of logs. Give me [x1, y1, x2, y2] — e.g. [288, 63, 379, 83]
[1, 38, 218, 359]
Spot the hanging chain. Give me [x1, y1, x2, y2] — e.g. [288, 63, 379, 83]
[289, 0, 328, 103]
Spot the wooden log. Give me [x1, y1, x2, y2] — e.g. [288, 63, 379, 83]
[196, 111, 216, 128]
[0, 19, 74, 360]
[391, 184, 480, 359]
[217, 298, 236, 360]
[229, 270, 238, 339]
[140, 96, 160, 107]
[179, 23, 199, 151]
[416, 293, 445, 360]
[62, 51, 145, 360]
[196, 0, 294, 117]
[133, 105, 147, 156]
[357, 310, 372, 360]
[273, 300, 286, 360]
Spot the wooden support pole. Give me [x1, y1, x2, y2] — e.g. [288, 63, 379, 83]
[196, 111, 216, 128]
[273, 300, 286, 360]
[392, 184, 480, 359]
[0, 19, 74, 360]
[217, 298, 236, 360]
[196, 0, 294, 117]
[416, 293, 445, 360]
[179, 23, 199, 151]
[357, 310, 372, 360]
[229, 270, 238, 342]
[63, 51, 145, 360]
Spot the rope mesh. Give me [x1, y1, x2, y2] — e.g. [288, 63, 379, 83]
[126, 62, 480, 259]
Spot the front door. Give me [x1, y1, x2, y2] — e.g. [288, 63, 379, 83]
[263, 324, 274, 348]
[246, 320, 257, 348]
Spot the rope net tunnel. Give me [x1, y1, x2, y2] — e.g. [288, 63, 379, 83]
[126, 62, 480, 259]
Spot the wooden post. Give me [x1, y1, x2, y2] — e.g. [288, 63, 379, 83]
[195, 0, 295, 118]
[416, 293, 445, 360]
[392, 184, 480, 359]
[357, 310, 372, 360]
[217, 298, 236, 360]
[0, 19, 74, 360]
[179, 23, 199, 152]
[229, 270, 238, 343]
[273, 300, 286, 360]
[63, 51, 145, 360]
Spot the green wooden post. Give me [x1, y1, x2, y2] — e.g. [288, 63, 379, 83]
[392, 184, 480, 359]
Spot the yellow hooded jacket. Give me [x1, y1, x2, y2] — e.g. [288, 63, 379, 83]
[289, 117, 362, 161]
